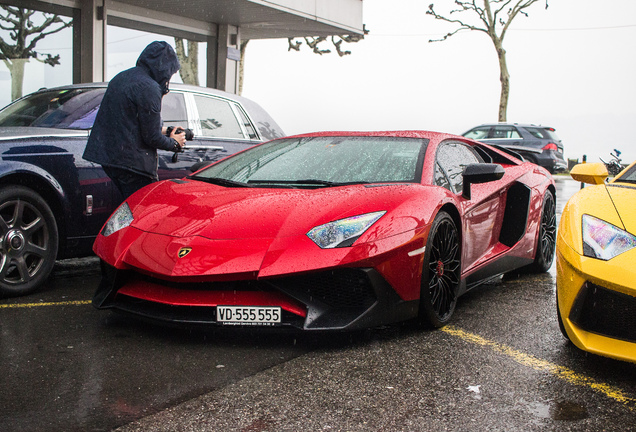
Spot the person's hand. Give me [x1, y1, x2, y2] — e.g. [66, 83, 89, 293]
[170, 127, 187, 149]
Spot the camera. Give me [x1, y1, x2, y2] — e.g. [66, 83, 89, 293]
[166, 126, 194, 142]
[167, 126, 194, 163]
[176, 127, 194, 141]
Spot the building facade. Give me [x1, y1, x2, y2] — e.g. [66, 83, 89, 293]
[0, 0, 363, 100]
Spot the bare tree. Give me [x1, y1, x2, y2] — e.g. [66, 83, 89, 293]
[174, 37, 199, 86]
[238, 39, 249, 95]
[427, 1, 548, 121]
[287, 29, 368, 57]
[0, 6, 72, 101]
[175, 29, 367, 95]
[237, 29, 367, 95]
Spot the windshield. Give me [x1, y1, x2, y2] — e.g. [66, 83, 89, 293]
[192, 136, 428, 187]
[613, 163, 636, 184]
[0, 88, 105, 130]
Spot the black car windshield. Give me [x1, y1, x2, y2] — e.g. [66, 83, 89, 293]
[614, 164, 636, 184]
[191, 136, 428, 187]
[0, 88, 105, 130]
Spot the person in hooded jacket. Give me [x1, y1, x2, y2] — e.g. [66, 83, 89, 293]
[83, 41, 187, 200]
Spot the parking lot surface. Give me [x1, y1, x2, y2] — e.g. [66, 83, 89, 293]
[1, 177, 635, 432]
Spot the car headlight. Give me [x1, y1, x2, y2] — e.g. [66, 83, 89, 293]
[582, 214, 636, 260]
[307, 211, 386, 249]
[101, 202, 134, 237]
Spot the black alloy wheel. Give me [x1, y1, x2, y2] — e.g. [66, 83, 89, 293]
[0, 186, 58, 296]
[419, 211, 461, 328]
[529, 190, 556, 273]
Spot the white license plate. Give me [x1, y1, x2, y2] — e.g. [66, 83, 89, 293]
[216, 306, 282, 326]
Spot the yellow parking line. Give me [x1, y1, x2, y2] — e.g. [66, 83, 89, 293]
[0, 300, 92, 308]
[442, 325, 635, 409]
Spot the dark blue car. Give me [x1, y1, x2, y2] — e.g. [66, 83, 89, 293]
[462, 123, 567, 174]
[0, 83, 284, 296]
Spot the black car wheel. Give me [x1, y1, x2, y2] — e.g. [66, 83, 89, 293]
[419, 211, 461, 328]
[0, 186, 58, 296]
[528, 191, 556, 273]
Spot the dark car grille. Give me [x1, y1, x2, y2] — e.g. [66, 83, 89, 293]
[569, 282, 636, 343]
[272, 268, 377, 310]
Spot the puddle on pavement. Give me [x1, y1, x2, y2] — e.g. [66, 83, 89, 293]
[528, 400, 589, 421]
[550, 400, 589, 420]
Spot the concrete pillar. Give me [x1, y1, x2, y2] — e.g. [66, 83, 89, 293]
[75, 0, 107, 83]
[215, 24, 240, 93]
[206, 34, 218, 90]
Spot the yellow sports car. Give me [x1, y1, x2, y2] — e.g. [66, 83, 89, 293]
[556, 161, 636, 363]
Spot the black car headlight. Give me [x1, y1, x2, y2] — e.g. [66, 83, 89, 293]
[101, 203, 134, 237]
[582, 214, 636, 260]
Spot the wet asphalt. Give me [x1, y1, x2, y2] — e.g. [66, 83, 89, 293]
[1, 177, 635, 431]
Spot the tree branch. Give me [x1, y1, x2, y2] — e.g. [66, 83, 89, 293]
[426, 0, 549, 121]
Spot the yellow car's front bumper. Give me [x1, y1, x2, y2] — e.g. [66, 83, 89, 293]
[556, 235, 636, 363]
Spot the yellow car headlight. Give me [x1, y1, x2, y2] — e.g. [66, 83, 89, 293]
[582, 214, 636, 260]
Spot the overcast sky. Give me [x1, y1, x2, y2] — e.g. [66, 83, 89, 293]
[242, 0, 636, 165]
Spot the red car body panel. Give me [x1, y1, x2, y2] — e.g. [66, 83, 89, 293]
[92, 131, 555, 330]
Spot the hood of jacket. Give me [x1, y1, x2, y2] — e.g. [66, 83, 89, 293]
[136, 41, 180, 94]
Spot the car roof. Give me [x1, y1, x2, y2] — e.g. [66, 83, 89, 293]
[284, 130, 464, 141]
[29, 82, 247, 104]
[469, 123, 554, 129]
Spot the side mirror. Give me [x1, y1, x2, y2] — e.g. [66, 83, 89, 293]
[569, 163, 608, 185]
[462, 163, 505, 200]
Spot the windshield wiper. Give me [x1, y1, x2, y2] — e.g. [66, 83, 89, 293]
[247, 179, 368, 187]
[189, 176, 252, 188]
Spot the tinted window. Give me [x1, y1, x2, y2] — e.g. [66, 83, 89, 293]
[464, 127, 490, 140]
[194, 136, 428, 186]
[525, 126, 560, 141]
[193, 95, 244, 139]
[162, 92, 188, 129]
[615, 164, 636, 184]
[0, 88, 105, 129]
[436, 142, 482, 194]
[234, 104, 258, 140]
[490, 126, 521, 139]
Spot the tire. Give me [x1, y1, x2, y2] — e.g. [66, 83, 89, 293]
[527, 190, 556, 273]
[0, 186, 59, 296]
[419, 211, 461, 328]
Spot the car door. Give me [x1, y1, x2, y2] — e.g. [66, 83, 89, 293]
[435, 141, 504, 273]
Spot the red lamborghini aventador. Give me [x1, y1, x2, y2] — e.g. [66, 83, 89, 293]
[92, 131, 556, 330]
